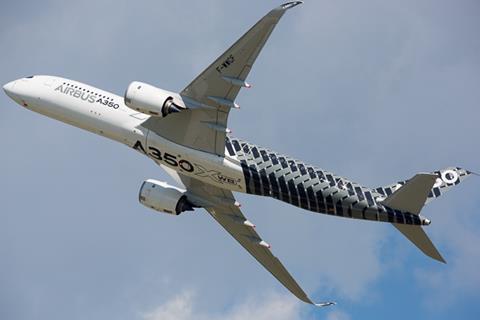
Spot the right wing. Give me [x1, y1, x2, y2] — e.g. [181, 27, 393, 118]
[175, 173, 334, 306]
[142, 2, 303, 155]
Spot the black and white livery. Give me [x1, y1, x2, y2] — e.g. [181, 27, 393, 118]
[3, 2, 474, 306]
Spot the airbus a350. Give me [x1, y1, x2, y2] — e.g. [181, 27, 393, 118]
[4, 2, 474, 306]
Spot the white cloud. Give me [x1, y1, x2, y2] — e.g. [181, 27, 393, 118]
[414, 194, 480, 309]
[143, 290, 195, 320]
[326, 310, 352, 320]
[141, 290, 314, 320]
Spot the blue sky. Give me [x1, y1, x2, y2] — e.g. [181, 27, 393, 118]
[1, 1, 479, 319]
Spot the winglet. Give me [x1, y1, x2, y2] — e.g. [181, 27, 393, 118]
[314, 301, 336, 308]
[280, 1, 304, 10]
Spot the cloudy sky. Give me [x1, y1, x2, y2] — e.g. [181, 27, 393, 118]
[1, 0, 479, 319]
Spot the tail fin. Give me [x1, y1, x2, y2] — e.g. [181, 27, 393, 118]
[375, 167, 474, 206]
[376, 167, 475, 263]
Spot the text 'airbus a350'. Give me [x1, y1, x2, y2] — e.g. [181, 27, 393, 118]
[4, 2, 475, 306]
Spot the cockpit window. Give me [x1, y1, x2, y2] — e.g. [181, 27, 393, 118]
[25, 75, 34, 78]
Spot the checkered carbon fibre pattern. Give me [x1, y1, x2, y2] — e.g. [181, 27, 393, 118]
[225, 137, 425, 226]
[375, 167, 472, 205]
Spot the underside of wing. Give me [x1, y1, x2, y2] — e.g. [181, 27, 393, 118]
[143, 2, 302, 155]
[174, 173, 334, 307]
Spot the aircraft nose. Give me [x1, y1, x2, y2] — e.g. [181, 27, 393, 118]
[3, 80, 17, 98]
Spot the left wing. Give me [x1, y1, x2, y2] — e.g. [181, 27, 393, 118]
[143, 2, 303, 155]
[175, 173, 334, 306]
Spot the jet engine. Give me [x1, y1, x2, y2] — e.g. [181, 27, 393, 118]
[138, 179, 196, 215]
[124, 81, 187, 117]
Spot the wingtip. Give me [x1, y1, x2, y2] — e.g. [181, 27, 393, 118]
[437, 255, 447, 264]
[280, 1, 304, 10]
[427, 244, 446, 264]
[314, 301, 336, 307]
[430, 252, 446, 264]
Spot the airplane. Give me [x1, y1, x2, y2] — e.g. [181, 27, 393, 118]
[3, 1, 475, 306]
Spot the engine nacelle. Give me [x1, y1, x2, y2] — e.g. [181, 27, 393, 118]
[139, 179, 195, 215]
[124, 81, 187, 117]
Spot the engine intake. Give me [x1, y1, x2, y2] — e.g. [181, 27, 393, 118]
[124, 81, 187, 117]
[139, 179, 195, 215]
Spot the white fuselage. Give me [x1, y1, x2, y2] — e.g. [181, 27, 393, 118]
[3, 75, 246, 192]
[3, 75, 437, 229]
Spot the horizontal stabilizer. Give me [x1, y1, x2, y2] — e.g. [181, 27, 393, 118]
[380, 173, 437, 214]
[394, 224, 445, 263]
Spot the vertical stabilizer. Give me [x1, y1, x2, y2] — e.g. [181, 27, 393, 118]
[375, 167, 474, 206]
